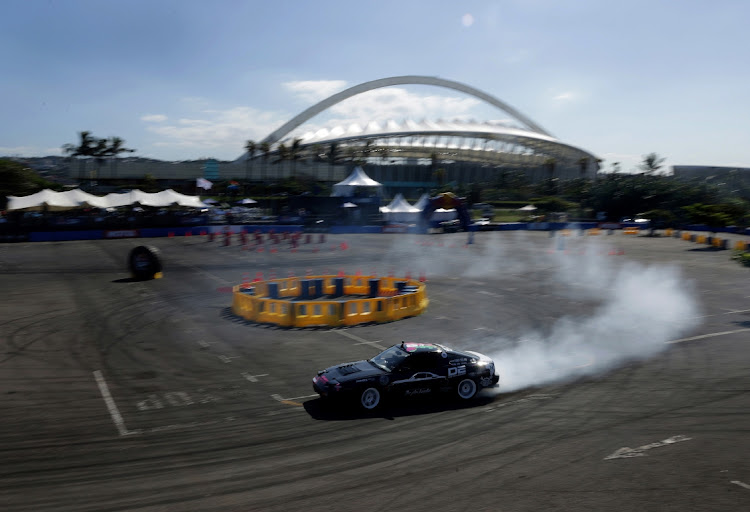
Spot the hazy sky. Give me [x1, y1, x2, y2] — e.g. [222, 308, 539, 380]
[2, 0, 749, 172]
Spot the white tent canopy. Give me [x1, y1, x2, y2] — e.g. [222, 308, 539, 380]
[379, 193, 421, 222]
[6, 188, 205, 211]
[412, 193, 431, 211]
[331, 166, 383, 197]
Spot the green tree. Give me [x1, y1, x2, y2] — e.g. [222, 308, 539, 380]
[328, 141, 339, 181]
[141, 173, 159, 193]
[0, 159, 59, 202]
[276, 142, 289, 180]
[639, 152, 666, 175]
[259, 141, 271, 183]
[682, 203, 731, 233]
[290, 138, 302, 178]
[62, 131, 98, 181]
[104, 136, 135, 179]
[244, 140, 256, 183]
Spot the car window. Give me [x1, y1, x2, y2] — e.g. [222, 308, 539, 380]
[403, 352, 442, 371]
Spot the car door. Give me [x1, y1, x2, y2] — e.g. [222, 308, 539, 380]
[391, 352, 444, 397]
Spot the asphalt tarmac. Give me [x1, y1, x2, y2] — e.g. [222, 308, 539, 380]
[1, 230, 749, 511]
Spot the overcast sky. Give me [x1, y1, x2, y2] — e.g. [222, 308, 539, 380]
[2, 0, 749, 172]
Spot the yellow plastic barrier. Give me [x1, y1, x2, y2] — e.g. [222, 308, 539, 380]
[682, 232, 691, 241]
[587, 228, 601, 236]
[696, 234, 706, 244]
[623, 227, 639, 235]
[232, 292, 257, 322]
[561, 229, 571, 237]
[711, 237, 722, 247]
[232, 275, 428, 328]
[665, 228, 673, 236]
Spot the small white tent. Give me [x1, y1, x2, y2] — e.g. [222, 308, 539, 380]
[380, 193, 421, 223]
[413, 193, 430, 211]
[331, 166, 383, 197]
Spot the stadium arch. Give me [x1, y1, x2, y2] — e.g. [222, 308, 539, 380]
[262, 75, 552, 144]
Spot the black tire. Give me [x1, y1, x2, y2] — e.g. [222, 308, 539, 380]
[129, 245, 162, 280]
[359, 387, 381, 410]
[456, 378, 477, 400]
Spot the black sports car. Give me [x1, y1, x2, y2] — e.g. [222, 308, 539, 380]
[312, 342, 499, 410]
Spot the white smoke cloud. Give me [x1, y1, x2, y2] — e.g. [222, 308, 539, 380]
[485, 233, 701, 392]
[379, 231, 701, 393]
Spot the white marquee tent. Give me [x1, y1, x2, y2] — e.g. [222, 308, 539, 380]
[6, 188, 205, 211]
[331, 166, 383, 197]
[379, 193, 421, 222]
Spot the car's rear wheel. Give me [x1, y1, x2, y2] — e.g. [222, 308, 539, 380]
[456, 378, 477, 400]
[360, 387, 381, 410]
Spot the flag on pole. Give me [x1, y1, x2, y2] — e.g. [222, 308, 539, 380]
[196, 177, 213, 190]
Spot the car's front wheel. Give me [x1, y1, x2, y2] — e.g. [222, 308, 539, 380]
[456, 378, 477, 400]
[360, 387, 381, 410]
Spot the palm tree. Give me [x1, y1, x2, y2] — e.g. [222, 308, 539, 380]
[62, 131, 97, 182]
[91, 138, 109, 187]
[328, 141, 339, 182]
[380, 144, 389, 182]
[276, 142, 289, 179]
[544, 157, 557, 195]
[260, 141, 271, 184]
[105, 136, 135, 179]
[290, 138, 302, 179]
[244, 140, 256, 183]
[578, 156, 589, 179]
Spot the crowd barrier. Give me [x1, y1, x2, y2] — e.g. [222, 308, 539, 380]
[674, 231, 740, 250]
[231, 275, 428, 328]
[13, 222, 750, 243]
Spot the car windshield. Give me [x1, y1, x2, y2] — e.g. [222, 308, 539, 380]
[369, 345, 409, 372]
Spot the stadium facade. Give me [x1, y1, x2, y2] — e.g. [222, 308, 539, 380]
[67, 76, 601, 192]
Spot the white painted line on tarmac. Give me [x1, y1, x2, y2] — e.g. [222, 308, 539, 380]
[218, 355, 239, 363]
[731, 480, 750, 490]
[93, 370, 135, 437]
[604, 435, 692, 460]
[241, 372, 268, 382]
[695, 308, 750, 319]
[667, 328, 750, 344]
[334, 329, 387, 350]
[143, 417, 237, 434]
[477, 290, 503, 298]
[198, 339, 214, 348]
[483, 394, 556, 412]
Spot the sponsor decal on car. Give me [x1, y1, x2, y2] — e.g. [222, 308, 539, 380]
[448, 366, 467, 377]
[404, 388, 431, 396]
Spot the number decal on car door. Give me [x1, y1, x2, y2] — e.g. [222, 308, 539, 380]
[448, 366, 466, 377]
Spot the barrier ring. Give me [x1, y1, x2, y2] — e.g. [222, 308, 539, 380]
[231, 275, 428, 328]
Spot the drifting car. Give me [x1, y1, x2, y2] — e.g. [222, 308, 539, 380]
[312, 342, 499, 410]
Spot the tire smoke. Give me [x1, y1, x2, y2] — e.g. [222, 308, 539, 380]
[486, 239, 701, 392]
